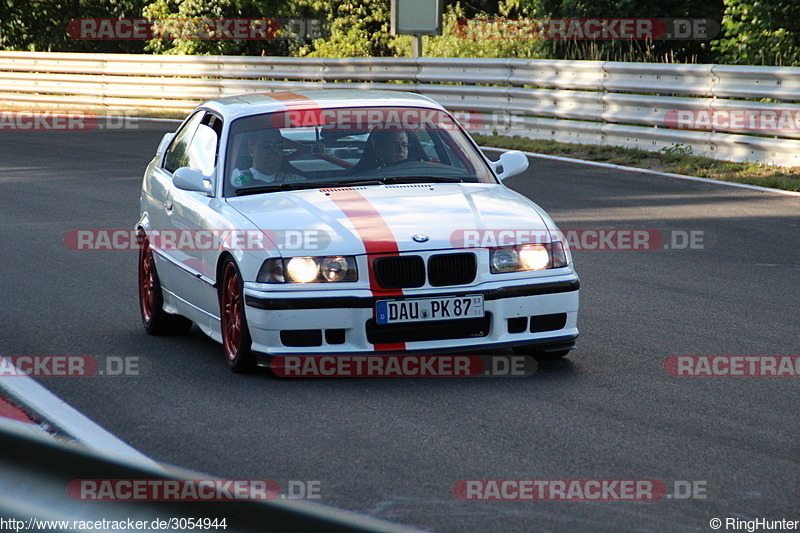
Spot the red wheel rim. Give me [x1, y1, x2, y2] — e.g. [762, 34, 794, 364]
[139, 237, 154, 323]
[221, 263, 242, 360]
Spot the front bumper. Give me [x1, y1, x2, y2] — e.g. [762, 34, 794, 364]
[243, 276, 579, 356]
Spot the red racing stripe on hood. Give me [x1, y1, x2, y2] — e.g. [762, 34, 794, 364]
[325, 187, 405, 351]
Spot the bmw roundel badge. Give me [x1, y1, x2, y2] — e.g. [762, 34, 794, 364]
[412, 234, 429, 243]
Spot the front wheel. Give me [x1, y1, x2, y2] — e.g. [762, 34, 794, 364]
[220, 259, 257, 373]
[138, 234, 192, 335]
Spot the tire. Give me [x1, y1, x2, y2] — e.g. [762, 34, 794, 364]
[512, 346, 570, 361]
[138, 234, 193, 336]
[219, 259, 257, 373]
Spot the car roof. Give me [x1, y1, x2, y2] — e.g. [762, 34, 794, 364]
[200, 90, 445, 121]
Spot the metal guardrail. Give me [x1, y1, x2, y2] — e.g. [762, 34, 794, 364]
[2, 51, 800, 165]
[0, 418, 424, 533]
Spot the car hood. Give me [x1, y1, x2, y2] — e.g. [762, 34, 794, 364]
[226, 183, 553, 255]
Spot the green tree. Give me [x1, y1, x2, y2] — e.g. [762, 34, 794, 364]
[531, 0, 724, 63]
[0, 0, 148, 52]
[713, 0, 800, 65]
[295, 0, 542, 58]
[142, 0, 297, 55]
[423, 1, 544, 58]
[293, 0, 394, 57]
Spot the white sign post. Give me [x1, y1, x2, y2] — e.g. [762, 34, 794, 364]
[391, 0, 443, 57]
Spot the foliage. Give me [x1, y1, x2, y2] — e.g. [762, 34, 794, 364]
[0, 0, 148, 52]
[142, 0, 296, 55]
[530, 0, 725, 63]
[3, 0, 800, 67]
[295, 0, 542, 58]
[659, 143, 694, 163]
[422, 2, 545, 58]
[292, 0, 394, 57]
[713, 0, 800, 66]
[292, 0, 727, 62]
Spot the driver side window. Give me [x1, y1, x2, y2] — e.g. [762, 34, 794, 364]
[183, 124, 219, 176]
[164, 112, 204, 173]
[164, 112, 221, 176]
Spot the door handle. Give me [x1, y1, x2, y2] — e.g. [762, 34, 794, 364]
[165, 200, 173, 211]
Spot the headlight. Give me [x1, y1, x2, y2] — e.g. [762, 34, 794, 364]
[490, 242, 568, 273]
[257, 256, 358, 283]
[287, 257, 319, 283]
[491, 248, 522, 273]
[320, 256, 350, 282]
[519, 244, 550, 270]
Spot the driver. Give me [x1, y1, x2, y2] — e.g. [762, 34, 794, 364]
[232, 129, 305, 187]
[347, 128, 417, 175]
[372, 130, 409, 167]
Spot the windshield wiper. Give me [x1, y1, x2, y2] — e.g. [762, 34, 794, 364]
[343, 176, 465, 186]
[386, 176, 464, 183]
[234, 181, 332, 196]
[234, 176, 467, 196]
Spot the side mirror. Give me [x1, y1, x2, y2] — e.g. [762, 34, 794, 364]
[156, 132, 174, 156]
[173, 167, 213, 195]
[493, 151, 529, 181]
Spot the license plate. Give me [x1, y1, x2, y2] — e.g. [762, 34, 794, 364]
[375, 294, 484, 324]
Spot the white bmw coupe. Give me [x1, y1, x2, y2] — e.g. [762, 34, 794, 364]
[138, 90, 579, 372]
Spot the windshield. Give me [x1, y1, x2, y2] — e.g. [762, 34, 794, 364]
[223, 106, 496, 197]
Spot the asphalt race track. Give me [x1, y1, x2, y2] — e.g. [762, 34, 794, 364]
[1, 123, 798, 532]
